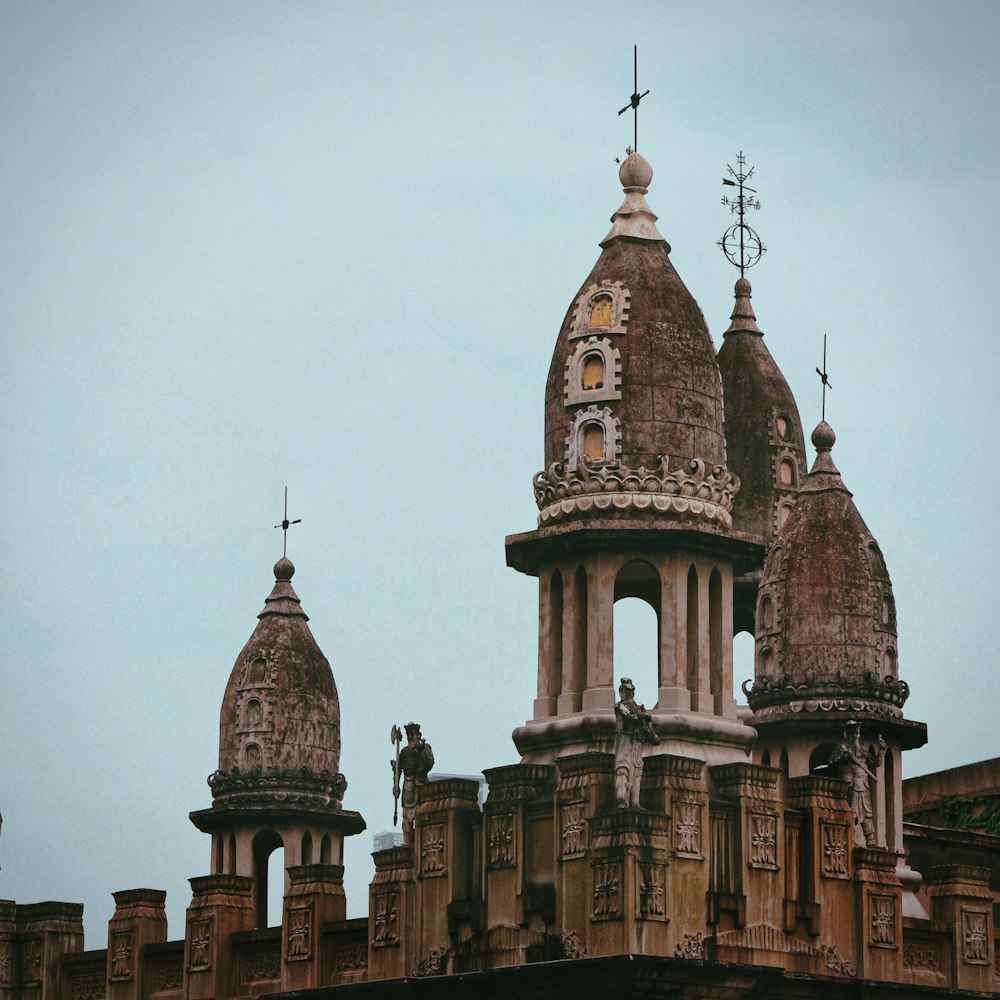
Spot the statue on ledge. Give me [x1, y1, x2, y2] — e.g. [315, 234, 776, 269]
[391, 722, 435, 844]
[614, 677, 659, 808]
[830, 721, 886, 847]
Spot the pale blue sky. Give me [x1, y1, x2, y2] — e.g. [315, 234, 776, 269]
[2, 2, 997, 939]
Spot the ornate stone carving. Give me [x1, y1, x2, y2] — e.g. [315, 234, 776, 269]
[745, 672, 909, 718]
[592, 862, 621, 920]
[675, 800, 702, 856]
[153, 963, 182, 992]
[903, 940, 941, 973]
[286, 906, 311, 961]
[749, 811, 778, 869]
[373, 891, 399, 947]
[0, 942, 12, 988]
[821, 821, 849, 877]
[560, 931, 586, 959]
[334, 943, 368, 972]
[564, 337, 622, 406]
[391, 722, 434, 845]
[614, 677, 659, 808]
[110, 930, 133, 981]
[420, 824, 446, 876]
[568, 280, 631, 339]
[869, 893, 896, 948]
[637, 863, 666, 920]
[70, 974, 106, 1000]
[487, 812, 515, 868]
[675, 932, 705, 959]
[818, 943, 856, 978]
[564, 406, 622, 470]
[561, 803, 586, 857]
[961, 908, 989, 964]
[241, 949, 280, 983]
[831, 722, 887, 847]
[534, 455, 738, 527]
[188, 918, 212, 971]
[412, 947, 447, 978]
[22, 940, 42, 986]
[208, 768, 347, 807]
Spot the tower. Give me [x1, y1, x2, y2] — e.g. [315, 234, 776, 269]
[506, 152, 763, 766]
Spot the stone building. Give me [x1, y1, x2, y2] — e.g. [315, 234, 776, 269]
[2, 151, 997, 998]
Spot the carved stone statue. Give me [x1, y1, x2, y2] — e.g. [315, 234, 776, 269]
[391, 722, 435, 844]
[829, 721, 886, 847]
[614, 677, 659, 808]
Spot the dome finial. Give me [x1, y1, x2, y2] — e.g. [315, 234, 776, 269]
[724, 276, 762, 336]
[601, 151, 667, 248]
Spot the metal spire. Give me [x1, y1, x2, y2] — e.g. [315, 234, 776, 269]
[815, 335, 832, 421]
[274, 486, 302, 557]
[718, 151, 766, 277]
[617, 45, 650, 153]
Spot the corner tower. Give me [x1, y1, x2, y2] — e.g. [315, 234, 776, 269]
[506, 153, 763, 765]
[190, 557, 365, 928]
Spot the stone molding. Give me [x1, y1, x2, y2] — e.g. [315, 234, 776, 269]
[745, 671, 909, 716]
[208, 768, 347, 807]
[564, 337, 622, 407]
[564, 406, 622, 470]
[534, 456, 738, 527]
[568, 280, 631, 340]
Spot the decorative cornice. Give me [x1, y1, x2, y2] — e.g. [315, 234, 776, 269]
[745, 671, 909, 716]
[534, 456, 739, 527]
[208, 768, 347, 808]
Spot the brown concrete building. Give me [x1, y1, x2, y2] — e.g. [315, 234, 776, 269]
[2, 153, 997, 998]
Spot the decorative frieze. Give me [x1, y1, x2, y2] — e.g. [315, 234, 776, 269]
[675, 932, 705, 959]
[372, 891, 399, 947]
[412, 947, 447, 978]
[592, 862, 622, 920]
[420, 824, 446, 876]
[240, 948, 280, 983]
[487, 812, 515, 868]
[188, 918, 212, 971]
[637, 863, 666, 920]
[561, 802, 586, 858]
[334, 943, 367, 972]
[962, 908, 989, 964]
[749, 811, 778, 869]
[821, 821, 850, 878]
[286, 906, 311, 961]
[674, 800, 702, 857]
[745, 672, 909, 718]
[869, 893, 897, 948]
[818, 944, 857, 978]
[903, 939, 942, 973]
[110, 930, 133, 981]
[70, 974, 106, 1000]
[152, 962, 182, 992]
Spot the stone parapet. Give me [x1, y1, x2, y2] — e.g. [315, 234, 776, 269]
[106, 890, 167, 1000]
[281, 866, 346, 992]
[184, 875, 254, 1000]
[853, 847, 903, 982]
[368, 847, 415, 982]
[925, 865, 994, 992]
[15, 903, 85, 1000]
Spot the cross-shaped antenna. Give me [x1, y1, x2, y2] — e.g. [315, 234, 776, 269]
[617, 45, 650, 153]
[718, 150, 765, 276]
[274, 486, 302, 557]
[815, 335, 832, 421]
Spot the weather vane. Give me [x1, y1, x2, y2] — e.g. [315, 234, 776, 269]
[274, 486, 301, 557]
[815, 335, 832, 421]
[617, 44, 649, 154]
[718, 151, 766, 276]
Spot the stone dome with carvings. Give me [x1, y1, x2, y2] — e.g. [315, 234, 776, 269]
[746, 422, 909, 722]
[209, 556, 346, 807]
[534, 152, 737, 529]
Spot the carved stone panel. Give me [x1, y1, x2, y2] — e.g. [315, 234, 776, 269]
[592, 861, 622, 921]
[70, 974, 105, 1000]
[749, 811, 778, 870]
[0, 942, 12, 988]
[903, 939, 942, 974]
[373, 891, 399, 948]
[868, 893, 897, 949]
[674, 800, 702, 858]
[561, 802, 586, 859]
[420, 824, 446, 877]
[821, 821, 850, 878]
[22, 940, 42, 987]
[675, 932, 705, 959]
[241, 949, 280, 984]
[636, 863, 666, 921]
[110, 930, 134, 981]
[487, 812, 515, 869]
[286, 906, 312, 961]
[961, 908, 989, 965]
[152, 962, 183, 992]
[333, 942, 367, 973]
[188, 918, 213, 972]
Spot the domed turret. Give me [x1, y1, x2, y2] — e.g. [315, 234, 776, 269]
[717, 277, 807, 630]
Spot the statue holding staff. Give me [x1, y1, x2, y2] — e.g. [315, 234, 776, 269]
[829, 721, 886, 847]
[390, 722, 435, 844]
[614, 677, 659, 808]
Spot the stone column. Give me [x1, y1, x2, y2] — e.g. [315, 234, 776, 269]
[107, 890, 167, 1000]
[534, 568, 557, 720]
[582, 553, 615, 712]
[690, 562, 713, 713]
[367, 847, 415, 982]
[925, 864, 994, 992]
[184, 875, 254, 1000]
[15, 903, 84, 1000]
[280, 865, 346, 992]
[787, 777, 855, 944]
[559, 566, 584, 715]
[554, 753, 615, 952]
[482, 765, 553, 934]
[711, 763, 784, 930]
[656, 553, 688, 711]
[412, 778, 482, 974]
[642, 755, 708, 955]
[853, 847, 902, 981]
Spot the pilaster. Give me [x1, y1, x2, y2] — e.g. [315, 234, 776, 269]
[184, 874, 254, 1000]
[367, 847, 415, 982]
[107, 890, 167, 1000]
[853, 847, 903, 982]
[925, 864, 994, 992]
[280, 865, 345, 992]
[15, 903, 85, 1000]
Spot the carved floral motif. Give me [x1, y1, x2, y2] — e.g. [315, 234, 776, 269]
[745, 671, 909, 717]
[373, 892, 399, 947]
[412, 947, 447, 978]
[421, 825, 446, 876]
[208, 768, 347, 807]
[533, 456, 737, 527]
[869, 894, 896, 948]
[22, 941, 41, 986]
[562, 804, 586, 857]
[242, 950, 280, 983]
[749, 812, 778, 869]
[903, 940, 941, 973]
[818, 943, 856, 977]
[488, 812, 515, 868]
[110, 931, 133, 981]
[821, 822, 849, 877]
[592, 862, 621, 919]
[637, 864, 665, 919]
[188, 918, 212, 971]
[286, 907, 311, 960]
[962, 909, 989, 964]
[675, 801, 702, 856]
[675, 932, 705, 959]
[560, 931, 586, 960]
[335, 943, 368, 972]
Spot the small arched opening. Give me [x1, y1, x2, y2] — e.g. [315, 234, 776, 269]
[252, 829, 285, 929]
[571, 565, 588, 710]
[301, 831, 314, 866]
[613, 561, 660, 695]
[733, 630, 755, 703]
[549, 571, 564, 704]
[686, 565, 699, 694]
[809, 743, 837, 776]
[708, 569, 723, 708]
[227, 832, 236, 875]
[319, 833, 332, 865]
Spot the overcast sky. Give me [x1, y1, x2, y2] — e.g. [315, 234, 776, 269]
[2, 2, 997, 941]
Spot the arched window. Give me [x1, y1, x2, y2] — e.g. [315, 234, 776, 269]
[589, 295, 613, 328]
[733, 630, 754, 702]
[686, 565, 699, 694]
[246, 656, 268, 685]
[708, 569, 723, 708]
[882, 647, 897, 677]
[227, 833, 237, 875]
[779, 458, 796, 487]
[566, 405, 620, 469]
[809, 743, 836, 775]
[758, 645, 775, 678]
[571, 565, 588, 712]
[214, 835, 224, 875]
[548, 571, 563, 703]
[301, 831, 314, 866]
[881, 595, 893, 625]
[580, 422, 605, 461]
[570, 281, 631, 339]
[581, 352, 606, 390]
[759, 595, 774, 631]
[319, 834, 332, 865]
[613, 560, 661, 695]
[243, 743, 262, 771]
[245, 698, 263, 728]
[775, 415, 789, 440]
[761, 748, 771, 767]
[563, 338, 622, 405]
[252, 830, 284, 929]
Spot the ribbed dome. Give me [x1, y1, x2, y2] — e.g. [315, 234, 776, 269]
[747, 424, 908, 721]
[211, 558, 346, 806]
[717, 278, 806, 543]
[535, 156, 735, 530]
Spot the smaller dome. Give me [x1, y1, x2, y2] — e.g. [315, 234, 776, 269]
[274, 555, 295, 581]
[747, 423, 908, 721]
[619, 151, 653, 190]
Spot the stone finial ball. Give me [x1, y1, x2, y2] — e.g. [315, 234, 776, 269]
[811, 420, 836, 452]
[619, 151, 653, 190]
[735, 276, 752, 297]
[273, 555, 295, 581]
